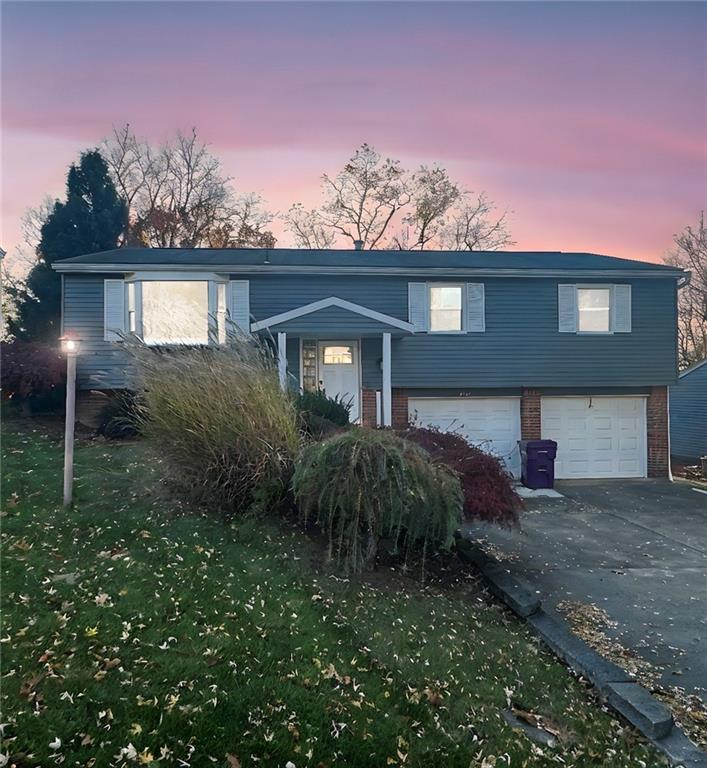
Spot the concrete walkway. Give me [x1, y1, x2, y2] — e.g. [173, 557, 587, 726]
[464, 479, 707, 697]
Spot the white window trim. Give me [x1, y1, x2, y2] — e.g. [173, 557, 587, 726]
[428, 282, 466, 335]
[124, 271, 227, 283]
[575, 283, 614, 336]
[125, 272, 229, 346]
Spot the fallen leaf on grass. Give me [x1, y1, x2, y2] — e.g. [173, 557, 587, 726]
[20, 672, 44, 698]
[226, 754, 241, 768]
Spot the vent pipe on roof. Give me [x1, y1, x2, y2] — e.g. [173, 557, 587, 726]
[353, 239, 364, 251]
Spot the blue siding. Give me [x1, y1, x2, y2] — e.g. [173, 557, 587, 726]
[247, 275, 407, 322]
[670, 362, 707, 460]
[244, 274, 677, 388]
[63, 275, 131, 390]
[63, 272, 678, 392]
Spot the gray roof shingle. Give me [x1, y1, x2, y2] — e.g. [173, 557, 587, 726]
[53, 247, 681, 273]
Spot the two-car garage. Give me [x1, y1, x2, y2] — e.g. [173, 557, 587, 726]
[408, 395, 647, 480]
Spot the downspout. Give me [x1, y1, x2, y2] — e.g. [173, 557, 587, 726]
[668, 271, 690, 482]
[667, 387, 673, 482]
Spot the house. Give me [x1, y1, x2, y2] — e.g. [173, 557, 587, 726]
[53, 247, 686, 479]
[670, 358, 707, 463]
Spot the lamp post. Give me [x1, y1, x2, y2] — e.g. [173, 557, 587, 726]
[60, 335, 81, 507]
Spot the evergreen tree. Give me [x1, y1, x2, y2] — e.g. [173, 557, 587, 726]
[8, 151, 126, 342]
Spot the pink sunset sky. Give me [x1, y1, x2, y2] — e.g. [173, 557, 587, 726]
[1, 1, 705, 265]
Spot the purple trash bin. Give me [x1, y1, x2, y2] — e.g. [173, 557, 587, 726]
[519, 439, 558, 489]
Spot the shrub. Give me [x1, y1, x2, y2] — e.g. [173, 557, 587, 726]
[97, 392, 141, 439]
[295, 389, 351, 436]
[399, 426, 522, 526]
[123, 335, 301, 519]
[292, 428, 463, 573]
[0, 341, 66, 413]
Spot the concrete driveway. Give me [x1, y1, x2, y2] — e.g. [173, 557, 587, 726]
[465, 479, 707, 698]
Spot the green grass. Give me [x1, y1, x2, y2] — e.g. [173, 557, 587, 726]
[1, 422, 663, 767]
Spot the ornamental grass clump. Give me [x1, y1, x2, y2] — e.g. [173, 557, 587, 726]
[124, 334, 300, 519]
[292, 428, 463, 574]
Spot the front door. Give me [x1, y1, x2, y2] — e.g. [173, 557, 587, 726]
[317, 341, 360, 422]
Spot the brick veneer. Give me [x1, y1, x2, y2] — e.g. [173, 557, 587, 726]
[391, 389, 409, 429]
[520, 388, 542, 440]
[647, 385, 669, 478]
[75, 389, 115, 428]
[358, 388, 408, 428]
[361, 388, 377, 427]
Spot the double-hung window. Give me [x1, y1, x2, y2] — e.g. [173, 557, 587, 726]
[577, 287, 611, 333]
[558, 283, 631, 334]
[408, 282, 485, 333]
[429, 284, 463, 332]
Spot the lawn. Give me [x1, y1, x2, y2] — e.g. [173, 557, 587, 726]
[1, 422, 663, 767]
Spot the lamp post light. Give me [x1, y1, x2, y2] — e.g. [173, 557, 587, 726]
[59, 335, 81, 507]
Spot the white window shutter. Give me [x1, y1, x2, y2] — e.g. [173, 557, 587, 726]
[612, 284, 632, 332]
[228, 280, 250, 333]
[104, 279, 126, 341]
[558, 284, 577, 333]
[408, 282, 428, 332]
[465, 283, 485, 332]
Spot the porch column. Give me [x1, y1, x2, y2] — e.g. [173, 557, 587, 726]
[277, 332, 287, 391]
[382, 332, 392, 427]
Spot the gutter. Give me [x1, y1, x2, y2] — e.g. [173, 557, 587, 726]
[50, 263, 688, 279]
[677, 271, 692, 289]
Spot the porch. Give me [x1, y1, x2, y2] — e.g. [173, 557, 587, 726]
[249, 296, 415, 427]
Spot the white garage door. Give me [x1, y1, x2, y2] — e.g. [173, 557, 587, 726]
[408, 397, 521, 477]
[541, 396, 646, 479]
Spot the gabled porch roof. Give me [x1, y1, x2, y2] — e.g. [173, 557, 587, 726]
[250, 296, 415, 336]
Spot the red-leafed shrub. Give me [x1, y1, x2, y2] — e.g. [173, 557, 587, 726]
[398, 426, 522, 526]
[1, 341, 66, 410]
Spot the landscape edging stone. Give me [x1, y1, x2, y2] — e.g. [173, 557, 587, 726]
[457, 536, 707, 767]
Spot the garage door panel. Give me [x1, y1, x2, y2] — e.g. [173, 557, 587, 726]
[542, 396, 646, 479]
[620, 436, 639, 451]
[409, 397, 521, 478]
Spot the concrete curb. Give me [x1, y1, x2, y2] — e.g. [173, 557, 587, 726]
[457, 536, 707, 767]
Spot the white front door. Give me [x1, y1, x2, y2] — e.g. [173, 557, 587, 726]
[541, 396, 646, 479]
[408, 397, 522, 478]
[318, 342, 360, 422]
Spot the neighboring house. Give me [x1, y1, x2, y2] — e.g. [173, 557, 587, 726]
[53, 247, 686, 479]
[670, 358, 707, 462]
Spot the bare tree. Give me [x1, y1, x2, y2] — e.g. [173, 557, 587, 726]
[441, 193, 513, 251]
[391, 166, 461, 250]
[286, 144, 409, 249]
[666, 212, 707, 368]
[1, 197, 56, 338]
[285, 203, 336, 249]
[103, 125, 275, 248]
[285, 143, 512, 251]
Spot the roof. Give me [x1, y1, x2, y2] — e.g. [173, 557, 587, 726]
[678, 358, 707, 379]
[52, 247, 685, 277]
